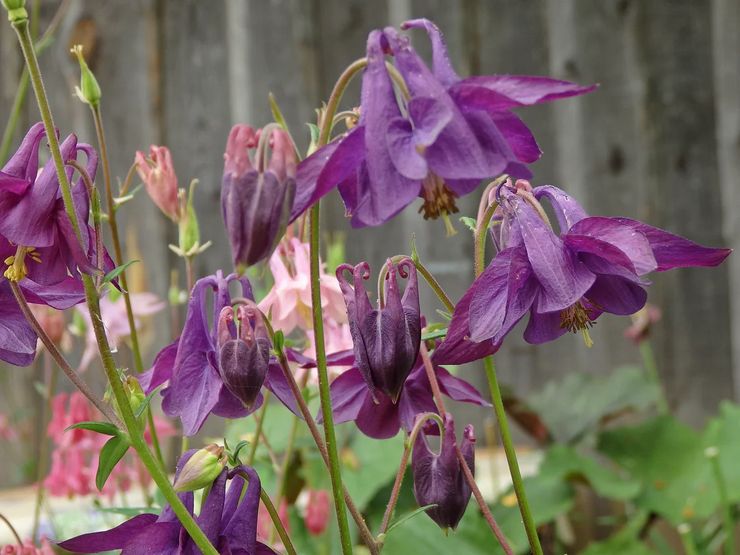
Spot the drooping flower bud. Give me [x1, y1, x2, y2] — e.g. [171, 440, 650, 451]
[1, 0, 26, 23]
[336, 257, 421, 402]
[217, 305, 270, 409]
[304, 489, 331, 536]
[221, 124, 297, 272]
[70, 45, 101, 108]
[412, 413, 474, 531]
[172, 443, 226, 492]
[134, 145, 180, 221]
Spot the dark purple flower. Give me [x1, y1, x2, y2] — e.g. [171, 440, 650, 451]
[139, 271, 300, 435]
[434, 181, 732, 364]
[59, 450, 276, 554]
[292, 20, 593, 228]
[217, 305, 270, 409]
[336, 258, 420, 402]
[222, 124, 297, 270]
[0, 122, 106, 285]
[326, 353, 489, 439]
[412, 413, 474, 531]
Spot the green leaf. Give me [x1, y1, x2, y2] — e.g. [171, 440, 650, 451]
[702, 401, 740, 503]
[581, 511, 655, 555]
[421, 328, 447, 341]
[272, 330, 285, 354]
[96, 435, 130, 491]
[539, 444, 641, 501]
[134, 388, 160, 420]
[459, 216, 477, 233]
[386, 505, 437, 535]
[528, 365, 659, 444]
[269, 92, 290, 131]
[103, 259, 139, 284]
[67, 421, 120, 437]
[598, 415, 717, 523]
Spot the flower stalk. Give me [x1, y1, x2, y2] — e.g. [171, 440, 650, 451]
[8, 15, 218, 555]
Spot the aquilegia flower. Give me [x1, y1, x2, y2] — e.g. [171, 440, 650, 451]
[327, 352, 489, 439]
[434, 180, 732, 364]
[292, 20, 593, 229]
[336, 258, 421, 402]
[59, 451, 276, 554]
[140, 271, 299, 435]
[412, 413, 475, 531]
[222, 124, 297, 270]
[134, 145, 181, 221]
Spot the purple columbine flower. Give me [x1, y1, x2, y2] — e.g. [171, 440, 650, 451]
[412, 413, 474, 531]
[336, 258, 421, 403]
[222, 124, 297, 270]
[326, 352, 489, 439]
[59, 450, 276, 554]
[292, 20, 594, 229]
[434, 180, 732, 365]
[217, 305, 270, 409]
[139, 271, 300, 435]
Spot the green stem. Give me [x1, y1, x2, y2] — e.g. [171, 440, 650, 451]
[247, 391, 270, 465]
[484, 356, 542, 555]
[639, 341, 669, 415]
[10, 17, 217, 555]
[259, 488, 297, 555]
[677, 523, 699, 555]
[414, 259, 455, 313]
[474, 200, 499, 278]
[91, 105, 165, 467]
[707, 448, 734, 555]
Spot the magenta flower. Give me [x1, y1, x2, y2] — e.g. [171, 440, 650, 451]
[140, 271, 300, 435]
[336, 258, 421, 402]
[292, 20, 593, 228]
[434, 181, 732, 364]
[326, 352, 489, 439]
[222, 125, 297, 269]
[59, 451, 276, 554]
[412, 413, 474, 531]
[134, 145, 181, 221]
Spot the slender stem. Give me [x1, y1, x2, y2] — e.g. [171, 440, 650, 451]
[32, 350, 56, 540]
[259, 488, 297, 555]
[484, 356, 542, 555]
[90, 105, 165, 467]
[378, 412, 444, 536]
[11, 18, 217, 554]
[10, 282, 120, 425]
[414, 259, 454, 313]
[185, 255, 195, 292]
[0, 513, 22, 546]
[474, 200, 499, 278]
[65, 159, 104, 278]
[419, 345, 514, 554]
[639, 341, 669, 414]
[309, 56, 370, 555]
[707, 448, 734, 555]
[273, 348, 379, 555]
[678, 524, 699, 555]
[247, 392, 270, 466]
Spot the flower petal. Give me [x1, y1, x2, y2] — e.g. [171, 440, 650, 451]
[533, 185, 588, 232]
[58, 513, 158, 553]
[326, 367, 369, 424]
[356, 391, 401, 439]
[585, 274, 648, 315]
[264, 362, 303, 418]
[436, 365, 490, 406]
[0, 282, 37, 367]
[401, 19, 460, 88]
[523, 309, 568, 344]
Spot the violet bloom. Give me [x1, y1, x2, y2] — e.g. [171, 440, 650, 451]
[326, 352, 489, 439]
[140, 271, 300, 435]
[412, 413, 474, 531]
[0, 122, 106, 285]
[434, 181, 731, 365]
[59, 451, 276, 554]
[336, 258, 420, 402]
[222, 124, 297, 270]
[292, 20, 593, 228]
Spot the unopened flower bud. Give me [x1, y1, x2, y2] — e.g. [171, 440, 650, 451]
[2, 0, 27, 23]
[217, 305, 271, 409]
[70, 44, 101, 108]
[412, 413, 475, 531]
[173, 444, 226, 492]
[304, 489, 331, 536]
[221, 124, 297, 270]
[134, 146, 180, 221]
[336, 258, 421, 402]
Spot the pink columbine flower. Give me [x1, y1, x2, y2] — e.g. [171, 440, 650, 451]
[304, 489, 331, 536]
[134, 145, 181, 221]
[259, 238, 347, 334]
[76, 292, 165, 372]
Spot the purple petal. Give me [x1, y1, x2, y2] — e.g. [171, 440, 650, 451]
[140, 340, 179, 393]
[450, 75, 596, 111]
[210, 383, 252, 420]
[386, 118, 429, 180]
[264, 363, 303, 418]
[610, 218, 732, 271]
[356, 391, 402, 439]
[162, 361, 224, 436]
[326, 367, 369, 424]
[0, 282, 37, 367]
[19, 276, 85, 309]
[58, 513, 158, 553]
[436, 365, 491, 406]
[401, 19, 460, 88]
[121, 522, 182, 555]
[490, 111, 542, 164]
[461, 109, 526, 179]
[567, 217, 657, 275]
[533, 185, 588, 232]
[523, 309, 568, 344]
[196, 469, 227, 546]
[223, 466, 261, 554]
[0, 122, 45, 183]
[585, 274, 647, 315]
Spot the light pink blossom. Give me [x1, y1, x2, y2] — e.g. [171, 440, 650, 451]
[134, 145, 180, 221]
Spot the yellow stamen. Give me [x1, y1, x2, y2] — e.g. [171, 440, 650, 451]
[2, 246, 41, 282]
[419, 174, 459, 234]
[559, 301, 597, 347]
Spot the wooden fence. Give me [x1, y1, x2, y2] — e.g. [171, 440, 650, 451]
[0, 0, 738, 484]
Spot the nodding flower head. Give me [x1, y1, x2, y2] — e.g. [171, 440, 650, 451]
[412, 413, 475, 531]
[221, 124, 297, 271]
[335, 257, 421, 403]
[134, 145, 180, 222]
[217, 304, 271, 410]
